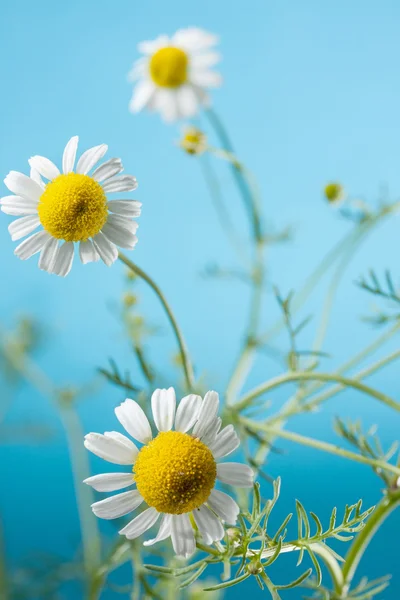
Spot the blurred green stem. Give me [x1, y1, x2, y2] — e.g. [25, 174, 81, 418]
[118, 252, 195, 391]
[0, 517, 9, 600]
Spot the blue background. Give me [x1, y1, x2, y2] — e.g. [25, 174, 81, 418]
[1, 0, 399, 597]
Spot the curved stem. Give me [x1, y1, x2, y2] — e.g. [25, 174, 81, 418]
[340, 488, 400, 595]
[118, 252, 195, 391]
[242, 418, 400, 477]
[236, 370, 400, 413]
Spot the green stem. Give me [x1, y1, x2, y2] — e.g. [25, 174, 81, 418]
[0, 517, 9, 600]
[242, 419, 400, 477]
[340, 488, 400, 595]
[118, 252, 195, 391]
[236, 370, 400, 413]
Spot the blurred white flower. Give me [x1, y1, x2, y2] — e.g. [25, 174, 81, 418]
[1, 137, 141, 276]
[84, 388, 253, 558]
[129, 27, 222, 122]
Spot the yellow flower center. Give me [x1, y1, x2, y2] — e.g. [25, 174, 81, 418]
[134, 431, 216, 514]
[38, 173, 108, 242]
[149, 47, 188, 88]
[324, 182, 344, 204]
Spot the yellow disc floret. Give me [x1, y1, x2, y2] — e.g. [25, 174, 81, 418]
[134, 431, 216, 514]
[38, 173, 108, 242]
[149, 47, 188, 88]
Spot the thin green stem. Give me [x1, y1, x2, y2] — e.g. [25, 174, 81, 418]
[0, 517, 9, 600]
[118, 252, 195, 390]
[242, 418, 400, 477]
[236, 370, 400, 413]
[340, 488, 400, 595]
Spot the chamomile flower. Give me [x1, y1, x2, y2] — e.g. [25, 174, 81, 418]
[129, 28, 221, 122]
[84, 388, 254, 558]
[1, 137, 141, 276]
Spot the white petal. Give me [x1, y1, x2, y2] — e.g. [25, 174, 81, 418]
[176, 86, 199, 118]
[173, 28, 218, 52]
[128, 58, 148, 82]
[92, 158, 123, 183]
[102, 221, 138, 250]
[28, 156, 60, 181]
[30, 167, 45, 189]
[119, 507, 159, 539]
[209, 425, 240, 459]
[107, 200, 142, 218]
[115, 399, 152, 444]
[1, 195, 38, 216]
[129, 80, 156, 113]
[4, 171, 43, 202]
[92, 232, 118, 266]
[175, 394, 202, 433]
[171, 513, 196, 558]
[191, 52, 221, 68]
[91, 490, 143, 520]
[156, 90, 180, 122]
[207, 489, 239, 524]
[83, 472, 135, 492]
[62, 136, 79, 174]
[8, 215, 40, 241]
[143, 514, 172, 546]
[79, 239, 100, 264]
[84, 432, 138, 465]
[217, 463, 254, 488]
[76, 144, 108, 175]
[190, 69, 222, 88]
[151, 388, 176, 432]
[51, 241, 74, 277]
[138, 35, 170, 55]
[192, 391, 219, 439]
[201, 417, 222, 446]
[107, 213, 139, 234]
[14, 231, 50, 260]
[102, 175, 138, 193]
[38, 237, 59, 273]
[193, 504, 224, 544]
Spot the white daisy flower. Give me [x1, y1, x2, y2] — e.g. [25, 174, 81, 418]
[129, 27, 222, 122]
[1, 136, 141, 277]
[84, 388, 254, 558]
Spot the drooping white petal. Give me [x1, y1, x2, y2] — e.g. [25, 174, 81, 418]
[51, 241, 74, 277]
[92, 158, 123, 183]
[115, 399, 152, 444]
[1, 195, 38, 216]
[8, 215, 40, 241]
[79, 239, 100, 264]
[209, 424, 240, 459]
[119, 507, 159, 539]
[143, 514, 172, 546]
[176, 85, 199, 118]
[102, 175, 138, 193]
[190, 70, 222, 88]
[107, 200, 142, 218]
[102, 221, 138, 250]
[174, 394, 202, 433]
[92, 232, 118, 266]
[217, 463, 254, 488]
[76, 144, 108, 175]
[192, 391, 220, 439]
[38, 237, 59, 273]
[171, 513, 196, 558]
[84, 432, 138, 465]
[193, 504, 224, 544]
[14, 231, 51, 260]
[83, 472, 135, 492]
[151, 388, 176, 432]
[201, 417, 222, 446]
[91, 490, 143, 520]
[62, 136, 79, 174]
[191, 52, 221, 68]
[128, 57, 148, 82]
[28, 156, 60, 181]
[207, 489, 240, 524]
[4, 171, 43, 202]
[155, 89, 180, 122]
[129, 80, 156, 113]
